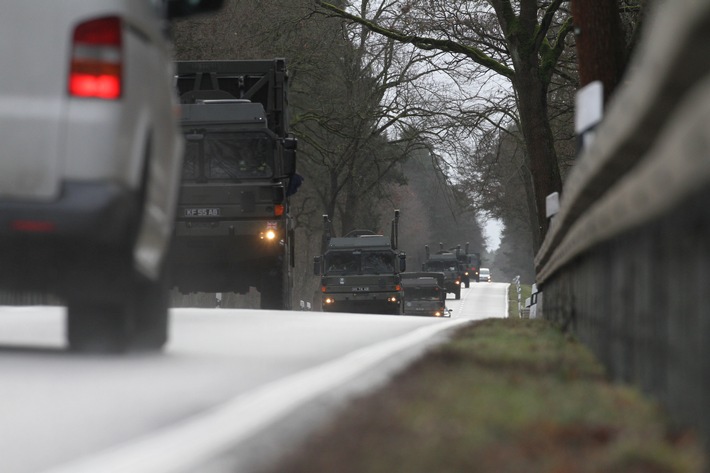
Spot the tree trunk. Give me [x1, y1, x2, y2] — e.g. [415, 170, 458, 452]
[494, 1, 564, 251]
[340, 184, 357, 236]
[326, 168, 338, 221]
[572, 0, 626, 103]
[512, 62, 563, 251]
[519, 162, 539, 252]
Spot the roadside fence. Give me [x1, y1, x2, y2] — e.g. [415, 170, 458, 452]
[534, 0, 710, 447]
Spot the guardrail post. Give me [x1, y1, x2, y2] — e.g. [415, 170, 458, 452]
[512, 275, 521, 318]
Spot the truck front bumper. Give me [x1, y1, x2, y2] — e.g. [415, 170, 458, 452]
[321, 292, 402, 314]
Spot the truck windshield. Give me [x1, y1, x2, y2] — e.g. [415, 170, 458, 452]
[361, 252, 394, 274]
[182, 132, 274, 181]
[324, 251, 395, 275]
[324, 252, 358, 275]
[405, 287, 441, 301]
[424, 261, 457, 272]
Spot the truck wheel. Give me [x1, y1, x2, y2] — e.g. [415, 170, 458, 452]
[260, 288, 282, 310]
[260, 258, 292, 310]
[260, 272, 284, 310]
[281, 263, 293, 311]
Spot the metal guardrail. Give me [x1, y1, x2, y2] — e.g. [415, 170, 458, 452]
[533, 0, 710, 448]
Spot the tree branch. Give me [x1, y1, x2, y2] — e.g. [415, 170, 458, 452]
[540, 16, 574, 84]
[315, 1, 515, 80]
[534, 0, 569, 52]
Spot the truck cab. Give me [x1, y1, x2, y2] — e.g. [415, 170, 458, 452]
[314, 211, 406, 314]
[401, 272, 450, 317]
[450, 243, 481, 287]
[422, 246, 463, 299]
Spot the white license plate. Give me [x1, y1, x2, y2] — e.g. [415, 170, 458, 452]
[353, 287, 369, 292]
[184, 208, 221, 217]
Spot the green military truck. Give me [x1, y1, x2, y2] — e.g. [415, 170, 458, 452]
[422, 244, 462, 299]
[314, 210, 406, 314]
[464, 247, 482, 286]
[401, 272, 450, 317]
[449, 243, 482, 287]
[168, 59, 298, 310]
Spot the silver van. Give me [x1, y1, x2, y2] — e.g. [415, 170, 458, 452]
[0, 0, 222, 352]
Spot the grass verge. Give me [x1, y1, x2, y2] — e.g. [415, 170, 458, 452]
[265, 318, 706, 473]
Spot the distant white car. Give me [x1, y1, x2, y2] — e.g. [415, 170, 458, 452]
[0, 0, 222, 352]
[479, 267, 491, 282]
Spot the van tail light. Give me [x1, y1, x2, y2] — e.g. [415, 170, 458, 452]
[11, 220, 56, 233]
[69, 17, 122, 100]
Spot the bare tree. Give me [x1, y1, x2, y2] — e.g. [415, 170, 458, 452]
[312, 0, 576, 251]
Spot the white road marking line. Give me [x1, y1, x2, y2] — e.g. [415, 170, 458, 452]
[41, 318, 472, 473]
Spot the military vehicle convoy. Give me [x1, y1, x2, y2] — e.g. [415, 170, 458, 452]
[168, 59, 298, 310]
[422, 244, 463, 299]
[401, 272, 450, 317]
[314, 210, 406, 314]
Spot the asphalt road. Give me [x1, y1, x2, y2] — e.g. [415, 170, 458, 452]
[0, 282, 508, 473]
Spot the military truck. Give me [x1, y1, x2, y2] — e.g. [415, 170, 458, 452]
[449, 243, 482, 287]
[401, 272, 450, 317]
[314, 210, 406, 314]
[422, 244, 462, 299]
[465, 249, 482, 286]
[168, 59, 298, 310]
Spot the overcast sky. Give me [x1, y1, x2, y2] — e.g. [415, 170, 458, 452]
[484, 218, 502, 252]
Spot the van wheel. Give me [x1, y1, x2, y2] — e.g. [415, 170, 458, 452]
[67, 302, 131, 353]
[67, 269, 169, 353]
[130, 271, 169, 351]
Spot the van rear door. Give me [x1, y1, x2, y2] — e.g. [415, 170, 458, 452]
[0, 5, 75, 200]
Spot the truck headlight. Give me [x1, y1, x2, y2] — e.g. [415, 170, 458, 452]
[260, 229, 277, 241]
